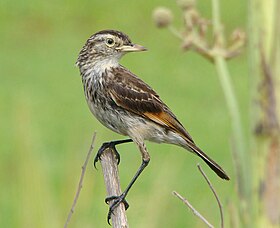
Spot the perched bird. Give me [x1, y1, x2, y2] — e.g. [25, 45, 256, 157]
[76, 29, 229, 222]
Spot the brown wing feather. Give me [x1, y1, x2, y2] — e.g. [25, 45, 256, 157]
[108, 67, 230, 180]
[143, 111, 194, 143]
[108, 67, 194, 143]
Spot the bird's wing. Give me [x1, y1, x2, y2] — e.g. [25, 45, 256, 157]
[108, 67, 194, 144]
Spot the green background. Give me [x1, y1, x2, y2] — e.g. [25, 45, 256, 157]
[0, 0, 247, 227]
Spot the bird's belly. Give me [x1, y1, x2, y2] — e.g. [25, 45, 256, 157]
[87, 97, 186, 146]
[87, 99, 159, 138]
[87, 98, 136, 136]
[128, 120, 186, 145]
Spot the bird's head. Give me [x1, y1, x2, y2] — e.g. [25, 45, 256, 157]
[76, 30, 147, 71]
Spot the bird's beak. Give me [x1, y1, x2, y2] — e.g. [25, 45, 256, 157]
[116, 44, 147, 52]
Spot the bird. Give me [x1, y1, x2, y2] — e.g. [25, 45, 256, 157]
[76, 29, 229, 222]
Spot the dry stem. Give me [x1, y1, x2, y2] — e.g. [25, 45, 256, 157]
[64, 132, 97, 228]
[100, 148, 129, 228]
[173, 164, 225, 228]
[172, 191, 214, 228]
[197, 164, 224, 228]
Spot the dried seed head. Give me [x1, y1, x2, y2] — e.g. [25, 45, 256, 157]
[230, 28, 246, 43]
[176, 0, 196, 10]
[153, 7, 173, 28]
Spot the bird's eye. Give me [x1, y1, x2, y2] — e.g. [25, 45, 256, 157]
[106, 38, 115, 46]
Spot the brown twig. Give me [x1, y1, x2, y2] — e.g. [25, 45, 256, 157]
[172, 191, 214, 228]
[198, 164, 224, 228]
[100, 148, 129, 227]
[173, 165, 225, 228]
[64, 132, 97, 228]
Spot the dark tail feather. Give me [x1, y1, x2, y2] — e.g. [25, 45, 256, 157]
[185, 143, 230, 180]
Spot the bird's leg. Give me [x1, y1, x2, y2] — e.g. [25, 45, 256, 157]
[105, 141, 150, 224]
[94, 139, 133, 168]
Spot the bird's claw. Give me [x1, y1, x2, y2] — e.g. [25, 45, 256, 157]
[105, 194, 129, 224]
[94, 142, 121, 169]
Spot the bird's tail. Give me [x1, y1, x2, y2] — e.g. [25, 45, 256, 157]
[183, 143, 230, 180]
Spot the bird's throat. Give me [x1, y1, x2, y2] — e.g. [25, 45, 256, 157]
[94, 58, 119, 73]
[81, 58, 119, 78]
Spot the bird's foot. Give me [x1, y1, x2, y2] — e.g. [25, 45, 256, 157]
[105, 193, 129, 224]
[94, 142, 121, 169]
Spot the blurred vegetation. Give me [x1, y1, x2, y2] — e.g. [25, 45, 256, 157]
[0, 0, 247, 227]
